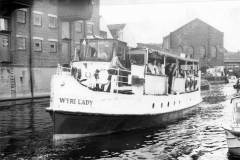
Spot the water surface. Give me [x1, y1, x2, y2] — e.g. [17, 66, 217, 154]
[0, 84, 239, 160]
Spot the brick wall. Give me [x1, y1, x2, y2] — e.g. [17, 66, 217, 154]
[9, 0, 100, 67]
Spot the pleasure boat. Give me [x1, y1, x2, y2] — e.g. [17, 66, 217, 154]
[46, 38, 202, 140]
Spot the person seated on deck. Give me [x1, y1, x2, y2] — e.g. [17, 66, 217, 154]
[109, 54, 127, 70]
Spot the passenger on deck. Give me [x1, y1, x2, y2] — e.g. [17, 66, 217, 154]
[148, 60, 157, 74]
[156, 62, 163, 75]
[161, 64, 165, 75]
[166, 63, 175, 94]
[109, 54, 127, 70]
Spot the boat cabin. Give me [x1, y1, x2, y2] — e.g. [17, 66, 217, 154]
[60, 38, 200, 95]
[129, 48, 200, 95]
[74, 39, 129, 65]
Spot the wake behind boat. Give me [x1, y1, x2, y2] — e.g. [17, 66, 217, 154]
[46, 38, 202, 141]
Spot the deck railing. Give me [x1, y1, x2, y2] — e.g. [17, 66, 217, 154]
[56, 64, 132, 93]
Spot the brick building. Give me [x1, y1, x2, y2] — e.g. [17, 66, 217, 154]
[0, 0, 100, 99]
[162, 18, 224, 70]
[0, 0, 100, 66]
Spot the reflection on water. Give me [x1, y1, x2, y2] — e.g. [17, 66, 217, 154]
[0, 84, 239, 160]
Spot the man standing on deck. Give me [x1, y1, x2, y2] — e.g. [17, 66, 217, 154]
[166, 63, 176, 94]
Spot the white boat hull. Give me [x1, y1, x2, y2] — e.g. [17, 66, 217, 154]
[46, 74, 202, 140]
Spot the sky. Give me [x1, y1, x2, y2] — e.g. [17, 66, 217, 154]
[100, 0, 240, 52]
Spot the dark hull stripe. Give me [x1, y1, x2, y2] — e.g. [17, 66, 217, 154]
[47, 105, 198, 137]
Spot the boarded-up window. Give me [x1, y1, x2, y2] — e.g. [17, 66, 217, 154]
[33, 13, 42, 26]
[0, 18, 8, 31]
[16, 10, 26, 23]
[210, 46, 217, 58]
[75, 21, 83, 32]
[49, 41, 57, 53]
[86, 23, 93, 34]
[33, 39, 42, 51]
[48, 15, 57, 28]
[17, 37, 26, 50]
[62, 22, 70, 39]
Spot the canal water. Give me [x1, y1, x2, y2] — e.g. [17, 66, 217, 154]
[0, 84, 239, 160]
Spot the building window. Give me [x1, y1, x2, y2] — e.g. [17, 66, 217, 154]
[49, 41, 57, 53]
[86, 22, 93, 34]
[16, 10, 26, 23]
[0, 18, 8, 31]
[75, 21, 83, 33]
[33, 39, 42, 51]
[17, 37, 26, 50]
[198, 46, 206, 58]
[48, 15, 57, 28]
[184, 46, 194, 58]
[33, 12, 42, 26]
[2, 38, 8, 47]
[177, 45, 183, 53]
[62, 22, 70, 39]
[210, 46, 217, 58]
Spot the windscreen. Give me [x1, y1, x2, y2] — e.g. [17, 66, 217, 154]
[84, 40, 113, 62]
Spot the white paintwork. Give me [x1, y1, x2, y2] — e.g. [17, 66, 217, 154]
[172, 77, 186, 93]
[145, 75, 168, 95]
[131, 65, 145, 78]
[48, 73, 202, 115]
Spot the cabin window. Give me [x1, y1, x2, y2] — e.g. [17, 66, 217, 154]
[130, 54, 144, 65]
[17, 37, 26, 50]
[16, 10, 26, 24]
[85, 40, 113, 61]
[48, 15, 57, 28]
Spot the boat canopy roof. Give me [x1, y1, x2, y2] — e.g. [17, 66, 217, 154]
[130, 48, 199, 63]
